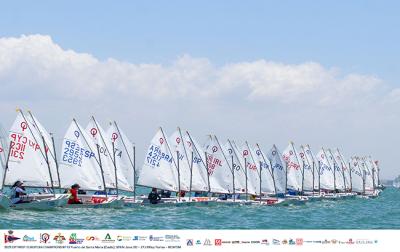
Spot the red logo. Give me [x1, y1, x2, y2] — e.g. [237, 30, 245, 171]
[20, 122, 27, 131]
[90, 128, 98, 137]
[243, 150, 249, 157]
[296, 238, 303, 245]
[176, 137, 180, 144]
[159, 138, 164, 144]
[111, 133, 118, 142]
[215, 239, 222, 246]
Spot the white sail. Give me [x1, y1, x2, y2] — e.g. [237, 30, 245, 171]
[5, 111, 52, 187]
[242, 143, 261, 195]
[282, 142, 303, 192]
[316, 149, 335, 190]
[107, 122, 135, 192]
[304, 145, 319, 190]
[253, 145, 275, 194]
[266, 145, 286, 194]
[138, 128, 179, 191]
[335, 149, 351, 190]
[327, 149, 345, 191]
[367, 156, 378, 188]
[204, 136, 233, 193]
[86, 118, 117, 189]
[58, 120, 105, 191]
[350, 157, 363, 193]
[224, 141, 248, 194]
[183, 132, 209, 192]
[26, 112, 60, 187]
[169, 129, 191, 191]
[299, 145, 314, 191]
[361, 157, 374, 191]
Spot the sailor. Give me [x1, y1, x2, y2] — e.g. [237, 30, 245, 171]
[148, 188, 161, 204]
[178, 190, 186, 197]
[10, 181, 29, 204]
[67, 184, 82, 204]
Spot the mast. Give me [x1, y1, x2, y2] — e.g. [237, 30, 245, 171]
[189, 151, 193, 201]
[96, 143, 108, 197]
[133, 145, 136, 200]
[42, 136, 55, 195]
[204, 151, 210, 194]
[178, 127, 192, 197]
[112, 141, 119, 196]
[231, 154, 235, 201]
[259, 161, 262, 202]
[1, 142, 13, 191]
[50, 134, 61, 190]
[318, 161, 321, 195]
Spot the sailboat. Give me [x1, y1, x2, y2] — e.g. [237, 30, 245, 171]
[203, 135, 234, 195]
[1, 110, 67, 210]
[266, 144, 287, 197]
[282, 143, 303, 193]
[247, 143, 285, 205]
[58, 119, 123, 208]
[107, 121, 138, 206]
[350, 157, 364, 196]
[316, 148, 338, 199]
[224, 140, 250, 202]
[298, 145, 315, 196]
[137, 127, 182, 205]
[361, 157, 376, 197]
[327, 149, 347, 198]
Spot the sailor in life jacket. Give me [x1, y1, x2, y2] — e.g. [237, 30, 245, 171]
[10, 180, 28, 204]
[67, 184, 83, 204]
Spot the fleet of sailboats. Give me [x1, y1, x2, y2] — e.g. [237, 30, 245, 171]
[0, 110, 385, 210]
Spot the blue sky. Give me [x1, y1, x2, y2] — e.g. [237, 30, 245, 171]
[1, 1, 399, 80]
[0, 1, 399, 179]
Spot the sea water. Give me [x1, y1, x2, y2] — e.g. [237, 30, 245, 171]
[1, 188, 399, 229]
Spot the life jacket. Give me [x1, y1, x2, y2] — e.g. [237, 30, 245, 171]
[10, 187, 23, 199]
[68, 189, 75, 200]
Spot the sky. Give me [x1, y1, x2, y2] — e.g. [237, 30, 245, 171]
[0, 1, 399, 179]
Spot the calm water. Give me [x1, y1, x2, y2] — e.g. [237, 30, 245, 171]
[1, 188, 399, 229]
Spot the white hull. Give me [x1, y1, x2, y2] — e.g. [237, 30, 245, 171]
[10, 195, 67, 210]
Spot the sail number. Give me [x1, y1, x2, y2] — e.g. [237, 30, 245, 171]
[62, 140, 95, 166]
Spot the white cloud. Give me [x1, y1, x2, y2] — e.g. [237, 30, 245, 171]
[0, 34, 383, 105]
